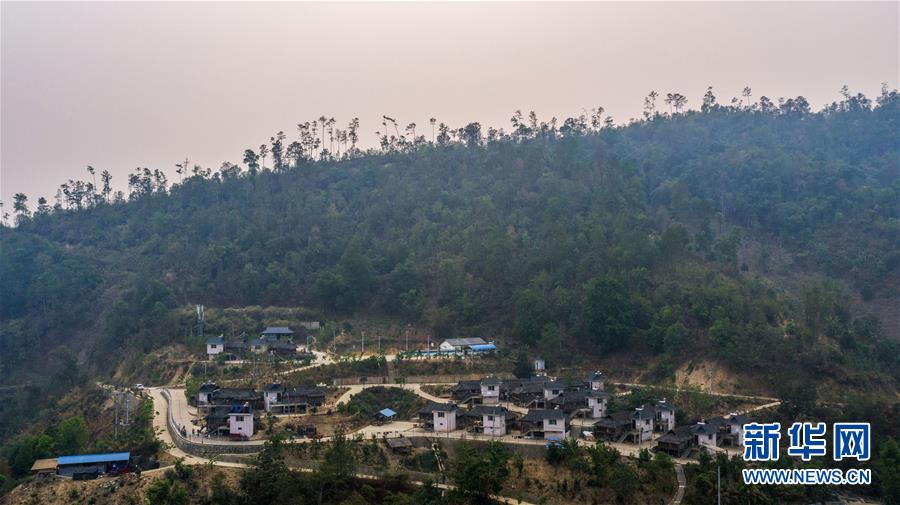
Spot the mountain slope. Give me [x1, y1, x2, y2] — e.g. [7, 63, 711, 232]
[2, 91, 898, 444]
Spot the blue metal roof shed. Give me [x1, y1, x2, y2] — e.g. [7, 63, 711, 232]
[57, 452, 130, 466]
[469, 344, 497, 351]
[379, 408, 397, 418]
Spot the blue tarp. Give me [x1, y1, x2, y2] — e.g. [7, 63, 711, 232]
[469, 344, 497, 351]
[58, 452, 130, 466]
[379, 408, 397, 418]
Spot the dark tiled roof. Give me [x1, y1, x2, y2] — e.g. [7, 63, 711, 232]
[596, 411, 634, 427]
[268, 340, 298, 350]
[262, 326, 294, 335]
[544, 380, 567, 390]
[199, 383, 219, 393]
[521, 409, 566, 422]
[728, 414, 752, 425]
[472, 405, 507, 416]
[587, 390, 609, 399]
[653, 399, 675, 412]
[692, 423, 719, 435]
[420, 402, 459, 414]
[633, 407, 655, 420]
[207, 336, 224, 345]
[550, 390, 588, 406]
[480, 376, 502, 386]
[210, 388, 260, 402]
[658, 426, 694, 443]
[452, 380, 481, 392]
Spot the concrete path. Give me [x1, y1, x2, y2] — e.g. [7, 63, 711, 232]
[738, 400, 782, 415]
[614, 382, 779, 402]
[672, 463, 686, 504]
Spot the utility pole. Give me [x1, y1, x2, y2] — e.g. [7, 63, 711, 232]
[125, 395, 131, 426]
[378, 334, 382, 354]
[405, 324, 410, 352]
[114, 392, 119, 437]
[361, 331, 365, 356]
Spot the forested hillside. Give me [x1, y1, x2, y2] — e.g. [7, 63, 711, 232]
[2, 86, 898, 444]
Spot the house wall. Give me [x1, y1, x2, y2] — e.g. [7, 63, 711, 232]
[698, 432, 717, 448]
[543, 388, 562, 400]
[264, 391, 279, 411]
[433, 411, 457, 432]
[57, 463, 112, 477]
[198, 392, 211, 404]
[587, 397, 607, 418]
[543, 418, 566, 439]
[481, 384, 500, 404]
[229, 413, 254, 436]
[657, 411, 675, 432]
[635, 418, 653, 441]
[207, 344, 223, 355]
[731, 424, 744, 445]
[483, 414, 506, 436]
[589, 379, 604, 391]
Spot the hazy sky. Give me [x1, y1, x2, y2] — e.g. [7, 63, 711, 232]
[2, 1, 898, 207]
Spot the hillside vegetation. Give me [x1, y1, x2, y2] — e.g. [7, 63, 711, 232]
[2, 86, 898, 448]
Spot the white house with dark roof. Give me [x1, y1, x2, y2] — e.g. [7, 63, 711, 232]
[474, 405, 509, 436]
[543, 380, 566, 401]
[724, 413, 752, 446]
[652, 398, 676, 432]
[198, 383, 218, 405]
[631, 406, 654, 442]
[228, 403, 254, 437]
[263, 383, 326, 414]
[420, 403, 460, 432]
[585, 371, 605, 391]
[480, 377, 501, 405]
[206, 336, 225, 357]
[693, 421, 719, 449]
[586, 390, 609, 418]
[520, 409, 568, 440]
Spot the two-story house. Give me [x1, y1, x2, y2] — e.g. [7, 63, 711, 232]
[472, 405, 510, 436]
[586, 390, 609, 418]
[520, 409, 568, 440]
[480, 377, 501, 405]
[584, 371, 605, 391]
[263, 383, 326, 414]
[652, 398, 676, 433]
[419, 403, 460, 432]
[693, 421, 720, 449]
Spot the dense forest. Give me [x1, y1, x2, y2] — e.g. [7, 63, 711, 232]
[1, 85, 898, 453]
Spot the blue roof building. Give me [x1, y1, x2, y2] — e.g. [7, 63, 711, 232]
[56, 452, 131, 477]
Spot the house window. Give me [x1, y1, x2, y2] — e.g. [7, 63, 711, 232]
[437, 412, 445, 418]
[548, 419, 557, 426]
[487, 415, 494, 422]
[236, 416, 244, 422]
[211, 344, 218, 349]
[552, 390, 560, 395]
[487, 385, 495, 391]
